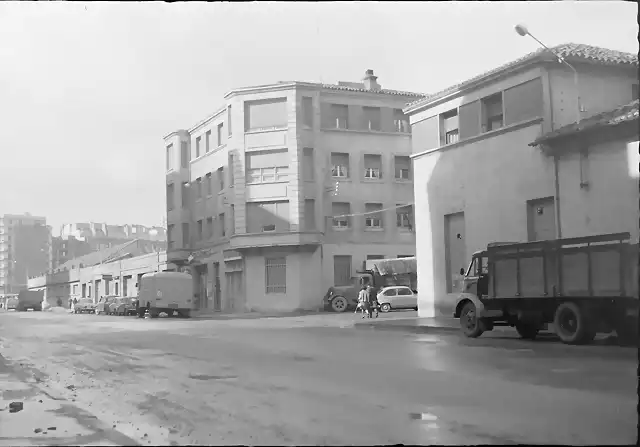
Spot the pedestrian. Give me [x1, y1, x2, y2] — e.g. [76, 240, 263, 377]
[72, 297, 78, 313]
[68, 298, 73, 312]
[357, 285, 370, 319]
[367, 284, 379, 318]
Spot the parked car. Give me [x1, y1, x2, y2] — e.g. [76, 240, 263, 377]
[95, 296, 118, 315]
[108, 297, 137, 316]
[376, 286, 419, 313]
[74, 298, 96, 314]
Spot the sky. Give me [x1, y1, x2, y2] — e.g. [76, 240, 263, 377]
[0, 1, 637, 232]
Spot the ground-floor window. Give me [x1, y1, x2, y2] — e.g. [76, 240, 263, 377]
[265, 257, 286, 294]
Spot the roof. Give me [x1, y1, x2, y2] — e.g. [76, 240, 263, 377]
[404, 43, 638, 114]
[56, 239, 160, 270]
[530, 99, 639, 146]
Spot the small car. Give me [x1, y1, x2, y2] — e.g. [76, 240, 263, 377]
[376, 286, 419, 313]
[108, 297, 137, 316]
[95, 296, 118, 315]
[74, 298, 96, 314]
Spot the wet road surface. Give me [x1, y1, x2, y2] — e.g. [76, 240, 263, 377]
[0, 311, 637, 445]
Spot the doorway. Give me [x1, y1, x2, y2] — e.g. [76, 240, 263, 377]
[444, 212, 466, 293]
[195, 264, 208, 310]
[213, 262, 221, 311]
[225, 269, 244, 312]
[527, 197, 556, 241]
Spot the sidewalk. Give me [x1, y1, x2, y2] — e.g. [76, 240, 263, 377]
[353, 316, 513, 335]
[190, 308, 323, 320]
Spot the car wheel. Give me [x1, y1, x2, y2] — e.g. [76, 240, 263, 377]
[330, 296, 348, 313]
[380, 303, 391, 313]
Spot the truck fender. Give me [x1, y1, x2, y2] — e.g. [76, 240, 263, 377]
[453, 293, 488, 318]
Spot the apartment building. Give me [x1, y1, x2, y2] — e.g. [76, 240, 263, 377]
[52, 222, 167, 269]
[403, 43, 638, 318]
[164, 70, 424, 313]
[0, 213, 51, 295]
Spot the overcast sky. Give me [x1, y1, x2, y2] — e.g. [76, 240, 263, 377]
[0, 1, 637, 232]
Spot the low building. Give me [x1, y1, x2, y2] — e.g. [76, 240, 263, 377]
[165, 70, 423, 313]
[28, 239, 170, 307]
[403, 43, 638, 317]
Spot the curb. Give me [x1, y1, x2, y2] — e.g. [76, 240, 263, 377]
[353, 322, 462, 335]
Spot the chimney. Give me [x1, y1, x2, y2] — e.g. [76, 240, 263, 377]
[363, 69, 381, 91]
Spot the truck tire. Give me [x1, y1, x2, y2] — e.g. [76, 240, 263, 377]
[515, 321, 540, 340]
[460, 302, 484, 338]
[331, 296, 348, 313]
[553, 302, 595, 345]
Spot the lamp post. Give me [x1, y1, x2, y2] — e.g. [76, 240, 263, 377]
[515, 24, 582, 125]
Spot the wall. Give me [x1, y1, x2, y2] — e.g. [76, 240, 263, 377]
[412, 124, 552, 317]
[558, 136, 639, 241]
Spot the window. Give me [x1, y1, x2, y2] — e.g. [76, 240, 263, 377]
[181, 183, 189, 208]
[197, 220, 203, 240]
[383, 288, 397, 297]
[166, 144, 174, 171]
[482, 93, 504, 132]
[196, 177, 202, 199]
[362, 106, 381, 131]
[206, 218, 213, 239]
[440, 109, 459, 145]
[217, 122, 224, 146]
[166, 183, 175, 210]
[302, 97, 313, 128]
[114, 283, 119, 296]
[330, 104, 349, 129]
[181, 141, 189, 168]
[245, 98, 287, 131]
[633, 84, 639, 101]
[247, 166, 286, 184]
[81, 283, 86, 298]
[333, 255, 352, 287]
[304, 199, 316, 231]
[397, 255, 413, 259]
[332, 202, 350, 228]
[167, 224, 174, 250]
[246, 201, 290, 233]
[365, 203, 383, 229]
[265, 257, 286, 294]
[331, 152, 349, 178]
[393, 109, 410, 133]
[367, 255, 384, 260]
[229, 205, 235, 235]
[396, 204, 413, 230]
[195, 136, 201, 158]
[205, 131, 211, 153]
[262, 224, 276, 232]
[394, 156, 411, 180]
[303, 148, 314, 181]
[182, 223, 190, 247]
[397, 287, 413, 296]
[205, 173, 212, 196]
[228, 153, 235, 187]
[364, 154, 382, 179]
[217, 167, 225, 190]
[219, 213, 225, 237]
[227, 106, 232, 136]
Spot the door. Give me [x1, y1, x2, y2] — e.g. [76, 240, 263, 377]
[444, 212, 466, 293]
[213, 262, 221, 311]
[333, 255, 352, 286]
[195, 264, 208, 309]
[396, 287, 415, 308]
[381, 288, 397, 306]
[527, 197, 556, 241]
[225, 271, 244, 312]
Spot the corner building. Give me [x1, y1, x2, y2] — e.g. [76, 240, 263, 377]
[164, 70, 423, 313]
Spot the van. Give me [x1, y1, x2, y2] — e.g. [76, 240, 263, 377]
[138, 272, 193, 318]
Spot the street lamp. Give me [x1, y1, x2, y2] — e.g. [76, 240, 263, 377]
[515, 24, 582, 124]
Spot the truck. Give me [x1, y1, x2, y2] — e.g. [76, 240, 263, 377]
[453, 232, 639, 345]
[12, 290, 44, 311]
[323, 257, 417, 312]
[137, 271, 193, 318]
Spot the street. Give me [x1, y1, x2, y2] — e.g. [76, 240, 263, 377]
[0, 311, 638, 446]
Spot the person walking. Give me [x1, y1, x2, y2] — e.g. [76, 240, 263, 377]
[367, 284, 379, 318]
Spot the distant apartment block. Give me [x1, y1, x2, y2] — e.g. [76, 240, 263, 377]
[164, 70, 424, 313]
[0, 213, 51, 295]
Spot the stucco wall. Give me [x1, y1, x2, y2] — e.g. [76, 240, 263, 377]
[412, 124, 552, 317]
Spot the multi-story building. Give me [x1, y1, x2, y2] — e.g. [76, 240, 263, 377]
[51, 222, 167, 269]
[0, 213, 51, 295]
[164, 70, 424, 313]
[403, 43, 638, 317]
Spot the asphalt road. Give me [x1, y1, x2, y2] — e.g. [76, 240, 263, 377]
[0, 310, 637, 446]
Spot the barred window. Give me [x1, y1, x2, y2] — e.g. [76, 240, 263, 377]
[265, 257, 286, 294]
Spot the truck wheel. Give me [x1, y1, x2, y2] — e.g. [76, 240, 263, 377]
[331, 296, 348, 313]
[515, 321, 540, 340]
[554, 302, 595, 344]
[460, 302, 484, 338]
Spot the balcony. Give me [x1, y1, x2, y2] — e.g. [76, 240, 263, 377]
[229, 231, 322, 250]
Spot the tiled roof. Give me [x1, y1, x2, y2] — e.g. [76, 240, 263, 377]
[317, 82, 425, 98]
[405, 43, 638, 112]
[530, 99, 639, 146]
